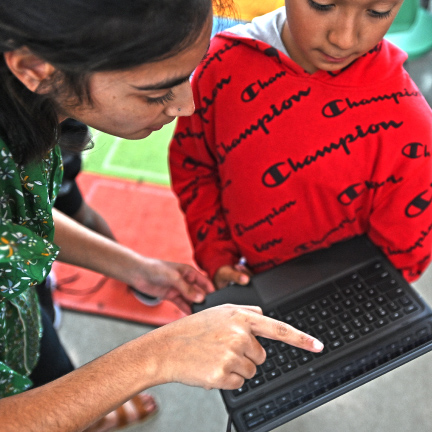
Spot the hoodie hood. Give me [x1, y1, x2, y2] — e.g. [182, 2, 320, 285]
[217, 7, 408, 88]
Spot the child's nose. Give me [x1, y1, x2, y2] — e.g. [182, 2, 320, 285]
[328, 18, 359, 51]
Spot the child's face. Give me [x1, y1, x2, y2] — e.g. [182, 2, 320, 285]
[282, 0, 403, 73]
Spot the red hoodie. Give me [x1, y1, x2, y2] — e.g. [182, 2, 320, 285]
[169, 30, 432, 282]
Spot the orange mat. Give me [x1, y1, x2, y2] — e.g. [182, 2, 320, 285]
[53, 172, 196, 326]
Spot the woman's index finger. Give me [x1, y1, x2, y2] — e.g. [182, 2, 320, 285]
[250, 314, 324, 353]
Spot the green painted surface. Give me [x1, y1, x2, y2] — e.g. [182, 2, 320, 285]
[82, 120, 177, 185]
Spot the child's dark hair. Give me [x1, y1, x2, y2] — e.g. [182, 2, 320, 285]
[0, 0, 233, 165]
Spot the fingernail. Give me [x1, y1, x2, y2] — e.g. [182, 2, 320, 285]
[195, 293, 205, 302]
[313, 339, 324, 351]
[239, 275, 249, 285]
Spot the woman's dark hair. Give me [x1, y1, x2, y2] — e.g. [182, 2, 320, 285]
[0, 0, 234, 165]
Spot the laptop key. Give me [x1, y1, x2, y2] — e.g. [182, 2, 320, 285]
[319, 310, 331, 320]
[360, 325, 373, 335]
[260, 401, 276, 413]
[249, 376, 265, 388]
[364, 301, 375, 311]
[314, 323, 328, 334]
[339, 324, 352, 335]
[276, 393, 291, 405]
[289, 348, 301, 359]
[319, 298, 331, 308]
[266, 370, 282, 381]
[399, 295, 413, 306]
[364, 271, 390, 285]
[233, 384, 249, 397]
[262, 359, 276, 373]
[326, 329, 340, 340]
[376, 295, 386, 305]
[387, 288, 405, 300]
[329, 340, 344, 350]
[352, 307, 363, 317]
[377, 278, 398, 292]
[275, 354, 289, 366]
[276, 342, 289, 352]
[282, 362, 297, 373]
[339, 312, 351, 322]
[265, 346, 277, 358]
[307, 303, 319, 314]
[386, 301, 400, 312]
[283, 314, 295, 324]
[243, 408, 260, 421]
[364, 313, 376, 323]
[375, 318, 388, 328]
[376, 308, 387, 317]
[327, 317, 339, 328]
[404, 304, 418, 314]
[295, 309, 307, 319]
[292, 386, 308, 399]
[246, 414, 266, 429]
[345, 333, 360, 343]
[298, 354, 314, 365]
[352, 318, 364, 329]
[353, 282, 367, 292]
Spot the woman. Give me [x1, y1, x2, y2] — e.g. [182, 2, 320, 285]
[0, 0, 323, 431]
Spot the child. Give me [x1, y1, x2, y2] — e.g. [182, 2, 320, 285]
[169, 1, 432, 289]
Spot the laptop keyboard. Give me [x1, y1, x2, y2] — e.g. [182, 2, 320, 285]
[236, 322, 432, 431]
[226, 260, 432, 431]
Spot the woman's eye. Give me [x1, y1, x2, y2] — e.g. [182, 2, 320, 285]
[368, 8, 392, 18]
[146, 89, 175, 106]
[307, 0, 334, 11]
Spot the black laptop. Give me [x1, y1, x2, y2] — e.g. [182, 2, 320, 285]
[192, 235, 432, 432]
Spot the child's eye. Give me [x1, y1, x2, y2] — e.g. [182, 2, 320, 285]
[307, 0, 334, 11]
[146, 89, 175, 106]
[368, 8, 392, 18]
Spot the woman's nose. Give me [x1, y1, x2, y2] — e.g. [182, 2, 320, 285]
[164, 80, 195, 117]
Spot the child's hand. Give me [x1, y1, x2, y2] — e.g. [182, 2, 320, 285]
[214, 264, 251, 289]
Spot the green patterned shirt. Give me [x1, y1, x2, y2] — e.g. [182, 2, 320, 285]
[0, 139, 62, 397]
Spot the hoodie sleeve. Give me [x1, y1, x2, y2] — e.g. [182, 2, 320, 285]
[366, 94, 432, 282]
[169, 59, 241, 279]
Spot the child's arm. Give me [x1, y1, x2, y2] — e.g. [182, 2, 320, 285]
[169, 89, 243, 284]
[367, 106, 432, 282]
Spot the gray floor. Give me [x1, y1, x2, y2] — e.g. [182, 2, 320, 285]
[58, 51, 432, 432]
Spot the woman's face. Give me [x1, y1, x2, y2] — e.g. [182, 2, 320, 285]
[282, 0, 403, 74]
[62, 15, 212, 140]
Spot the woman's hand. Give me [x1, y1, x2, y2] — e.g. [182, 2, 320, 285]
[130, 259, 215, 313]
[151, 304, 324, 390]
[53, 210, 213, 313]
[214, 263, 252, 289]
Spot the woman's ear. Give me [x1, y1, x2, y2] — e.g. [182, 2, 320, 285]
[3, 47, 56, 92]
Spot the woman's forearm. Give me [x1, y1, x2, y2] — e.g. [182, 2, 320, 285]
[0, 332, 162, 432]
[53, 208, 147, 287]
[0, 303, 324, 431]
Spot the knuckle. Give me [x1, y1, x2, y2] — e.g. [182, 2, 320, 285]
[298, 332, 311, 345]
[272, 320, 292, 337]
[227, 376, 245, 390]
[257, 346, 267, 364]
[245, 365, 257, 380]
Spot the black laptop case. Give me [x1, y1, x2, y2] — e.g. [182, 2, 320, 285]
[193, 235, 432, 432]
